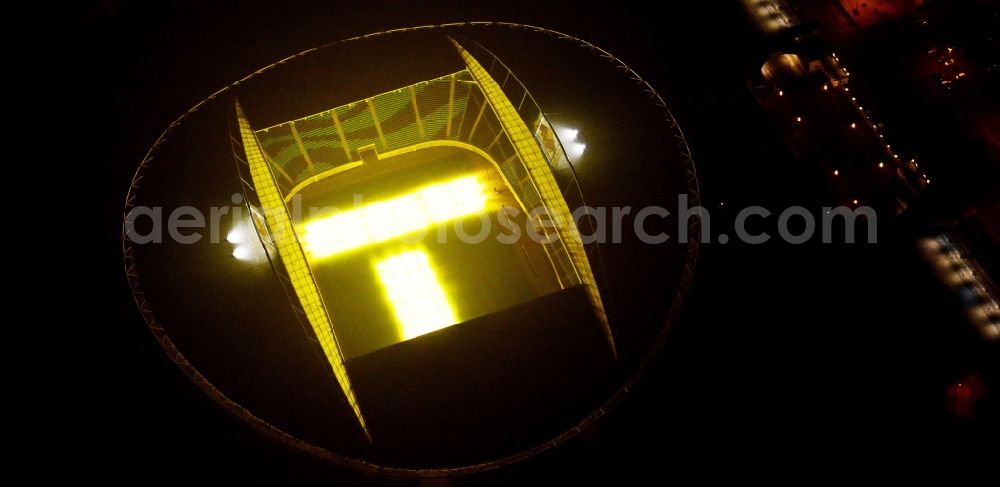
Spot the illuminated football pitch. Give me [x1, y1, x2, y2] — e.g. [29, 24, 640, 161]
[295, 145, 561, 359]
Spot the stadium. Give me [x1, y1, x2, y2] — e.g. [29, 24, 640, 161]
[123, 24, 699, 475]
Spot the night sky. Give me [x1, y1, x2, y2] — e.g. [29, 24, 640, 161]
[79, 0, 997, 482]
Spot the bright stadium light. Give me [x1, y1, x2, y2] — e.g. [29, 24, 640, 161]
[566, 141, 587, 160]
[226, 226, 245, 244]
[227, 216, 266, 263]
[553, 125, 586, 162]
[232, 245, 252, 260]
[302, 176, 488, 259]
[556, 127, 578, 142]
[375, 250, 457, 340]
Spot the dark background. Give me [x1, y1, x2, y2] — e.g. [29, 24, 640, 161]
[78, 0, 996, 482]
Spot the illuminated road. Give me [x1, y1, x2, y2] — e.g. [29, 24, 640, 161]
[754, 58, 923, 213]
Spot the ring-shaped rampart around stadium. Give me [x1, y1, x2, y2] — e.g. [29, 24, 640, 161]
[122, 22, 700, 478]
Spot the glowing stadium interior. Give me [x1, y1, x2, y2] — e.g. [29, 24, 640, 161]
[234, 39, 614, 441]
